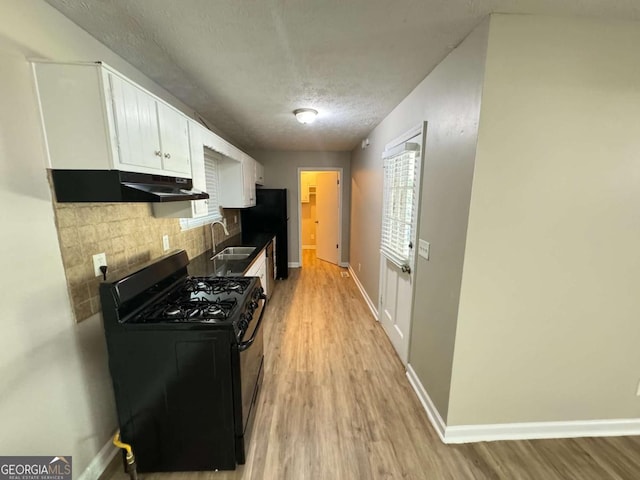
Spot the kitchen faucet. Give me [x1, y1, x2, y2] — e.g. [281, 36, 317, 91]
[211, 219, 230, 254]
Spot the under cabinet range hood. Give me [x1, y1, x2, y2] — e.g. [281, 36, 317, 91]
[50, 170, 210, 203]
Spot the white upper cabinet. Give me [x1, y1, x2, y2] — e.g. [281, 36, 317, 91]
[217, 149, 257, 208]
[153, 121, 208, 218]
[255, 160, 265, 185]
[242, 153, 256, 205]
[155, 101, 191, 175]
[201, 128, 257, 208]
[32, 61, 192, 178]
[109, 73, 163, 171]
[190, 123, 209, 217]
[300, 171, 316, 203]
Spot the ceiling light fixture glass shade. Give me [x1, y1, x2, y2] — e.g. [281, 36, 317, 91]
[293, 108, 318, 124]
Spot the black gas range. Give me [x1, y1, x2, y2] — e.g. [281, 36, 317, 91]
[100, 250, 266, 472]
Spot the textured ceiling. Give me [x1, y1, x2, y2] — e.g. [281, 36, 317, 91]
[46, 0, 640, 151]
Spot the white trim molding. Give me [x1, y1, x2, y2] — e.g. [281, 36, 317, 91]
[406, 364, 446, 442]
[406, 363, 640, 444]
[338, 262, 349, 268]
[288, 262, 301, 268]
[348, 264, 378, 320]
[445, 418, 640, 444]
[78, 433, 119, 480]
[297, 167, 344, 270]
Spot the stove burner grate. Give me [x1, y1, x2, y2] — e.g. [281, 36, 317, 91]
[183, 277, 252, 295]
[136, 297, 238, 322]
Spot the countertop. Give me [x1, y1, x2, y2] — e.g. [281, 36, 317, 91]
[188, 232, 275, 277]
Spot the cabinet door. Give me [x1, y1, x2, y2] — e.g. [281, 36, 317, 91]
[152, 121, 207, 219]
[300, 171, 310, 203]
[256, 260, 267, 297]
[109, 74, 162, 171]
[242, 155, 256, 206]
[245, 251, 267, 297]
[255, 161, 265, 185]
[189, 123, 208, 217]
[157, 102, 191, 176]
[272, 237, 277, 279]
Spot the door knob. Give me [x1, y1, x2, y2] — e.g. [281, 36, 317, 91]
[401, 264, 411, 274]
[164, 153, 171, 159]
[315, 221, 319, 224]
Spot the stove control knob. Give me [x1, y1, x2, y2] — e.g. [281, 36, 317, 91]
[239, 313, 251, 331]
[250, 301, 259, 311]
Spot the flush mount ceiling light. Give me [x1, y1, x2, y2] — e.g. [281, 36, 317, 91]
[293, 108, 318, 124]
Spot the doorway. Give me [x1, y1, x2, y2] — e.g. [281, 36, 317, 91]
[298, 168, 342, 267]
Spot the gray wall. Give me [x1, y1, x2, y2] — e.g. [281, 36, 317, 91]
[349, 20, 490, 419]
[448, 15, 640, 425]
[248, 151, 351, 266]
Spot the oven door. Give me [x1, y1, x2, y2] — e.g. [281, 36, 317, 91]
[233, 300, 265, 463]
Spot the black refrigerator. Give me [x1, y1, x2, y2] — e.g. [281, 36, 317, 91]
[241, 188, 289, 279]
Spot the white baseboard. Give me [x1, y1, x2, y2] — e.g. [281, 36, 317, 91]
[406, 363, 640, 444]
[445, 417, 640, 444]
[347, 264, 378, 320]
[339, 262, 349, 268]
[406, 364, 447, 442]
[78, 432, 119, 480]
[288, 262, 301, 268]
[302, 245, 316, 250]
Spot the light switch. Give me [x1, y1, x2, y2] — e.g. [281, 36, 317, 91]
[418, 239, 430, 260]
[163, 235, 170, 251]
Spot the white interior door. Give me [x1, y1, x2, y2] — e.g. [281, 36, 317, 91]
[378, 127, 424, 365]
[380, 258, 413, 362]
[315, 171, 340, 265]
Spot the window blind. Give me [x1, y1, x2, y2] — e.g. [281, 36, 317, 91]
[179, 149, 223, 230]
[380, 143, 420, 267]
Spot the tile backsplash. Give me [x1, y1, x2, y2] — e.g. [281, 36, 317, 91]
[52, 196, 241, 323]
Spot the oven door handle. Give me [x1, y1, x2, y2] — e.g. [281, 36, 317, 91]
[238, 303, 265, 352]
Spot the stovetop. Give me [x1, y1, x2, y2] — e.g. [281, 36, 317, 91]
[132, 276, 255, 324]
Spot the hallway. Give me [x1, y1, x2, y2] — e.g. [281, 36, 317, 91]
[106, 252, 640, 479]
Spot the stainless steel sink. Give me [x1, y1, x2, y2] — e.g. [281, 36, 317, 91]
[213, 253, 252, 261]
[219, 246, 256, 255]
[211, 246, 256, 261]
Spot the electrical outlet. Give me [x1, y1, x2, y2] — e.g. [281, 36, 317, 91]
[234, 214, 238, 224]
[636, 380, 640, 396]
[162, 235, 170, 251]
[418, 239, 430, 260]
[92, 252, 107, 277]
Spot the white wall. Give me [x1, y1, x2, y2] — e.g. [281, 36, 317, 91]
[349, 20, 490, 418]
[448, 15, 640, 425]
[0, 2, 220, 477]
[248, 151, 351, 265]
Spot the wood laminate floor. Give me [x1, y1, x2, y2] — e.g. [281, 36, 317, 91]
[105, 250, 640, 479]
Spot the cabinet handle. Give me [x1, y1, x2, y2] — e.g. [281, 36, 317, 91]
[164, 153, 171, 159]
[154, 151, 162, 157]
